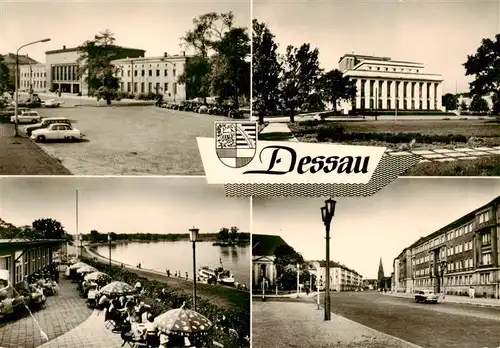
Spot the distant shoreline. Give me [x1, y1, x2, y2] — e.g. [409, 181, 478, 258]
[88, 238, 250, 247]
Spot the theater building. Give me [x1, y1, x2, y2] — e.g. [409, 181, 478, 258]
[45, 45, 145, 95]
[339, 54, 444, 112]
[0, 239, 63, 286]
[252, 234, 289, 289]
[393, 196, 500, 298]
[111, 52, 189, 102]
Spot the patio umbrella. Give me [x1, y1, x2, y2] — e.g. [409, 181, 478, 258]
[69, 262, 87, 269]
[84, 271, 110, 282]
[99, 281, 135, 296]
[76, 265, 97, 274]
[154, 304, 213, 337]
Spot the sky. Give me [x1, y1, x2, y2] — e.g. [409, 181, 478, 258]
[0, 177, 250, 236]
[0, 0, 250, 62]
[254, 0, 500, 94]
[253, 178, 500, 279]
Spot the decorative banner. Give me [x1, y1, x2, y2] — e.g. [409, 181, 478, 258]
[198, 121, 421, 197]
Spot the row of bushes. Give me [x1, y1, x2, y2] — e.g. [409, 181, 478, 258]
[82, 257, 249, 348]
[314, 125, 468, 144]
[348, 109, 457, 116]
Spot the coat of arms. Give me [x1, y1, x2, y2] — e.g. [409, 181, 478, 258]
[215, 121, 257, 168]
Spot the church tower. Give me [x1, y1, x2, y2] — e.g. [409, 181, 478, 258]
[378, 257, 385, 288]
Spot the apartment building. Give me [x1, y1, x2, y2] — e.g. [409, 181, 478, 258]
[393, 196, 500, 298]
[309, 260, 363, 291]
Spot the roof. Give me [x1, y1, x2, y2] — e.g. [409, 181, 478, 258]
[45, 46, 145, 55]
[2, 54, 39, 65]
[112, 54, 190, 63]
[252, 234, 289, 256]
[339, 53, 422, 66]
[404, 195, 500, 251]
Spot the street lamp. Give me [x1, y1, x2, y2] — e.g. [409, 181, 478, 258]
[108, 233, 112, 267]
[321, 198, 336, 321]
[189, 227, 199, 311]
[14, 38, 51, 137]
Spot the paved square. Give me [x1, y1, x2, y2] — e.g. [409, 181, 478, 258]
[445, 152, 468, 158]
[421, 153, 446, 159]
[467, 151, 491, 156]
[412, 150, 434, 155]
[433, 149, 454, 153]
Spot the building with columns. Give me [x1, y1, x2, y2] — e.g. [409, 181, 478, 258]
[339, 54, 444, 112]
[252, 234, 289, 290]
[393, 195, 500, 298]
[111, 52, 190, 102]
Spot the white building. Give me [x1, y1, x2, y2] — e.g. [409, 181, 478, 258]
[19, 63, 47, 93]
[339, 54, 444, 113]
[309, 260, 363, 291]
[111, 52, 189, 102]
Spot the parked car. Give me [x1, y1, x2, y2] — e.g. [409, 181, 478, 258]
[31, 123, 83, 142]
[10, 110, 41, 124]
[25, 117, 72, 136]
[42, 99, 61, 108]
[1, 107, 30, 117]
[415, 290, 438, 304]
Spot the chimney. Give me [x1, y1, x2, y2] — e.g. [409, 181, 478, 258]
[163, 52, 168, 57]
[63, 45, 66, 49]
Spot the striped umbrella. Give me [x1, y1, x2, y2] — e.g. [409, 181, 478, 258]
[154, 304, 213, 337]
[76, 265, 98, 274]
[99, 281, 135, 296]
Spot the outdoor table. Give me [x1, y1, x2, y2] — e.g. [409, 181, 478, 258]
[131, 322, 147, 339]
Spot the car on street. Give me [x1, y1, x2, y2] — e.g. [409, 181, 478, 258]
[30, 123, 83, 142]
[1, 107, 30, 117]
[10, 110, 41, 124]
[415, 290, 439, 304]
[25, 117, 72, 136]
[42, 98, 62, 108]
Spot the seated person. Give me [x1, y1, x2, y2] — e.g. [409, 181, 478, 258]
[141, 314, 157, 339]
[98, 294, 110, 309]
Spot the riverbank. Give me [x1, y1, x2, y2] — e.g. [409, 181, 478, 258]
[84, 247, 249, 311]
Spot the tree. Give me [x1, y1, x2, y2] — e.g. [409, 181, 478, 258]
[469, 95, 489, 113]
[319, 69, 357, 113]
[211, 27, 250, 109]
[178, 55, 212, 100]
[229, 226, 239, 241]
[77, 29, 121, 105]
[217, 227, 230, 241]
[252, 19, 281, 124]
[32, 218, 66, 239]
[442, 93, 458, 111]
[459, 100, 468, 111]
[464, 34, 500, 107]
[0, 55, 12, 95]
[279, 43, 322, 122]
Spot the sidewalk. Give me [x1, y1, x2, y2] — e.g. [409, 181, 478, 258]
[253, 300, 421, 348]
[0, 275, 92, 348]
[0, 123, 71, 175]
[259, 122, 298, 142]
[386, 291, 500, 307]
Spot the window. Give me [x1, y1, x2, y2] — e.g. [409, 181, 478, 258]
[149, 70, 152, 77]
[128, 71, 131, 77]
[164, 69, 168, 76]
[482, 233, 491, 245]
[134, 70, 138, 77]
[482, 253, 492, 265]
[479, 211, 490, 223]
[141, 82, 145, 93]
[156, 70, 160, 77]
[141, 70, 145, 77]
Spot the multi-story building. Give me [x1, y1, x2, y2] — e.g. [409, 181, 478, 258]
[1, 53, 39, 90]
[45, 45, 145, 95]
[393, 196, 500, 298]
[309, 260, 363, 291]
[19, 64, 47, 93]
[111, 52, 189, 102]
[338, 53, 444, 112]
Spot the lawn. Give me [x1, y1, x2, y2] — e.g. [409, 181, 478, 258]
[289, 119, 500, 149]
[405, 156, 500, 176]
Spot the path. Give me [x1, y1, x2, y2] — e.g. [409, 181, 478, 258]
[0, 275, 91, 348]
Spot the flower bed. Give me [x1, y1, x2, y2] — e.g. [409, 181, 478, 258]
[83, 257, 249, 348]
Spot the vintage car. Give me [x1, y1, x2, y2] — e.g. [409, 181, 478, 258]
[10, 110, 41, 124]
[414, 290, 439, 304]
[31, 123, 83, 142]
[25, 117, 72, 136]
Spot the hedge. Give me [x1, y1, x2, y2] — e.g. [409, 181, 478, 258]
[82, 257, 249, 348]
[315, 125, 467, 144]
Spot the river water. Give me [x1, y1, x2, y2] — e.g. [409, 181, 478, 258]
[95, 241, 250, 286]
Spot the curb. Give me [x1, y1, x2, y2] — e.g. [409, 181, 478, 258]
[28, 137, 73, 175]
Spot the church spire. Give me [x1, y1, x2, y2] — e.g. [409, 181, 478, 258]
[378, 257, 385, 282]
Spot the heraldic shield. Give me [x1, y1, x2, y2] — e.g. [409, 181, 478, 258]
[215, 121, 257, 168]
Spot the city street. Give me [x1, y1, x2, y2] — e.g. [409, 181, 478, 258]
[324, 291, 500, 348]
[254, 292, 500, 348]
[24, 105, 224, 175]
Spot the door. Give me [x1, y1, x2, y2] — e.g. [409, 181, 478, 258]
[48, 125, 60, 140]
